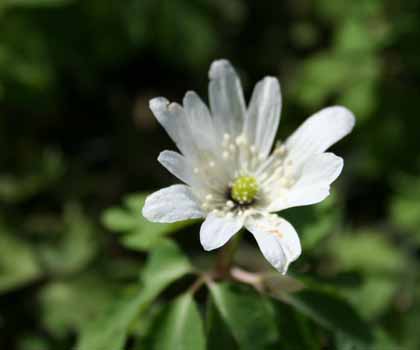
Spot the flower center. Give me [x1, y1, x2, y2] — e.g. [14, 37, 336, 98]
[230, 176, 259, 205]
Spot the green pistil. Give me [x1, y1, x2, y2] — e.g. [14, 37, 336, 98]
[231, 176, 259, 205]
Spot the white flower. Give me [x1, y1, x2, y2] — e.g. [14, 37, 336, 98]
[142, 59, 355, 274]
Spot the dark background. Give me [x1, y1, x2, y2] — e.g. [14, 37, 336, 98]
[1, 0, 420, 349]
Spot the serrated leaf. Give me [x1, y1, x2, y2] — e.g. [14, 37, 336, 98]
[209, 282, 279, 350]
[76, 240, 192, 350]
[144, 293, 206, 350]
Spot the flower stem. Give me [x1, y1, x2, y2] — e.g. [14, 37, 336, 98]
[214, 231, 243, 278]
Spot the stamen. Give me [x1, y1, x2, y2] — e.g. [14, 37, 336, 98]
[226, 200, 235, 208]
[235, 134, 247, 145]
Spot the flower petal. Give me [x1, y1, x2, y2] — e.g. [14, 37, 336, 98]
[209, 59, 246, 139]
[142, 184, 204, 223]
[183, 91, 220, 158]
[269, 152, 343, 212]
[200, 212, 243, 251]
[149, 97, 196, 159]
[245, 77, 282, 158]
[285, 106, 355, 168]
[158, 150, 195, 186]
[246, 215, 301, 274]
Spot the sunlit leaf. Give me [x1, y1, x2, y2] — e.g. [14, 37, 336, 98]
[0, 225, 42, 293]
[102, 192, 195, 251]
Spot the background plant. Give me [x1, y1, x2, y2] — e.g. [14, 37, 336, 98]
[1, 0, 420, 349]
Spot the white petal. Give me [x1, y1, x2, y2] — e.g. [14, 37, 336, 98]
[149, 98, 196, 159]
[183, 91, 219, 155]
[142, 184, 204, 223]
[208, 59, 246, 138]
[269, 153, 343, 212]
[200, 212, 243, 251]
[285, 106, 355, 168]
[246, 215, 301, 274]
[158, 150, 195, 186]
[245, 77, 282, 158]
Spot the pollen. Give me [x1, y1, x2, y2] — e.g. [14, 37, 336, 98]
[231, 176, 259, 205]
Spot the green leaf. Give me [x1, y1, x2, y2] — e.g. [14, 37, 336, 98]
[273, 300, 322, 350]
[281, 194, 341, 251]
[336, 328, 399, 350]
[0, 225, 42, 293]
[0, 149, 65, 203]
[39, 274, 118, 336]
[206, 296, 238, 350]
[343, 276, 397, 320]
[401, 298, 420, 350]
[39, 203, 98, 275]
[390, 175, 420, 243]
[328, 229, 405, 274]
[16, 335, 50, 350]
[209, 282, 279, 350]
[144, 293, 206, 350]
[141, 239, 193, 290]
[4, 0, 73, 7]
[326, 230, 405, 319]
[281, 287, 373, 345]
[76, 240, 192, 350]
[102, 207, 140, 232]
[102, 192, 195, 251]
[76, 289, 148, 350]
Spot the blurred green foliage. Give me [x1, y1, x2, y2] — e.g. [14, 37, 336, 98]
[1, 0, 420, 349]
